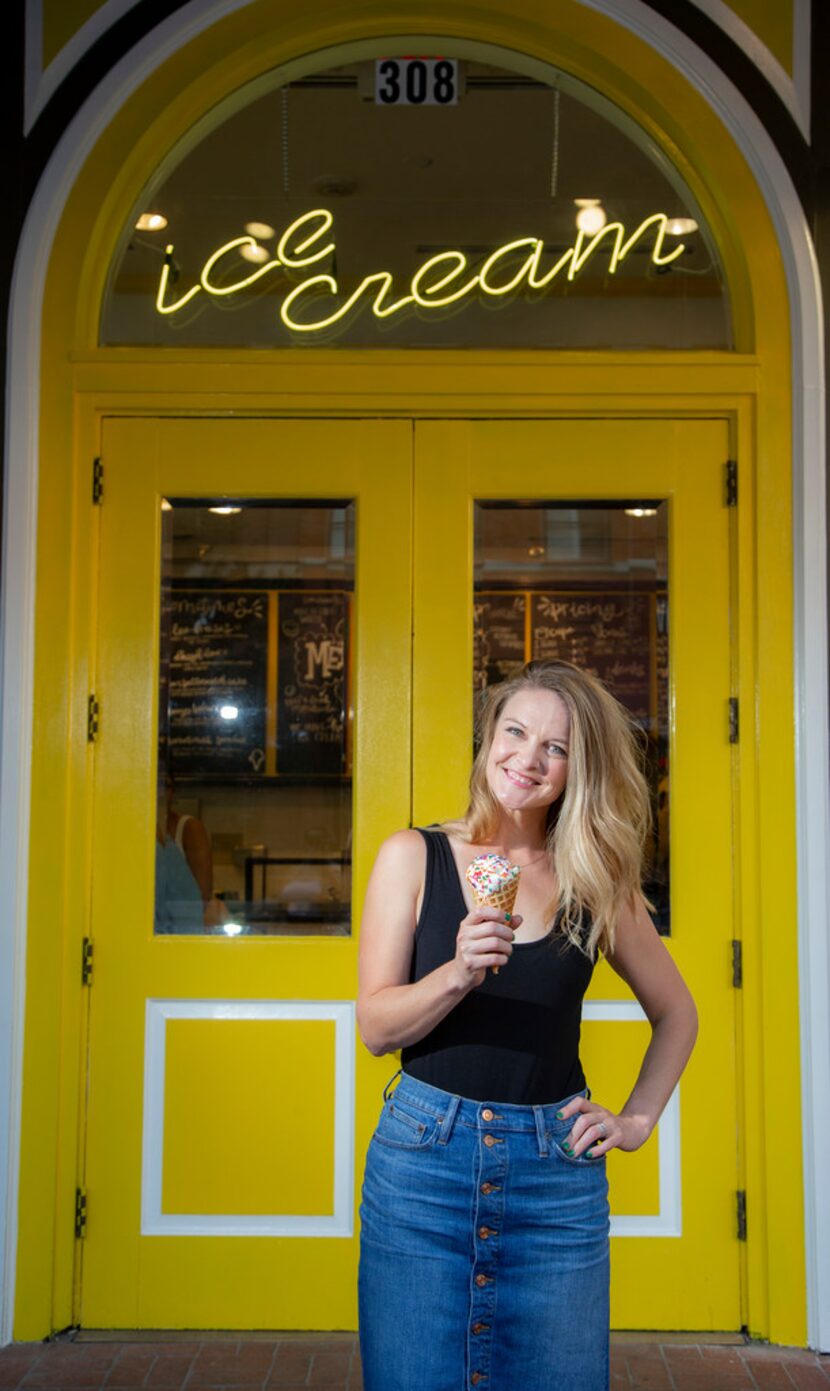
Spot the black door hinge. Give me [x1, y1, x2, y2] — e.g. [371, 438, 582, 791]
[75, 1188, 87, 1239]
[92, 457, 104, 505]
[725, 459, 737, 506]
[87, 695, 100, 742]
[736, 1190, 747, 1241]
[728, 697, 739, 744]
[81, 937, 94, 986]
[731, 939, 742, 988]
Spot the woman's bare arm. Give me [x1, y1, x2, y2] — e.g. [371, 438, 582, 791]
[605, 892, 699, 1140]
[356, 830, 517, 1056]
[557, 893, 699, 1157]
[181, 816, 214, 904]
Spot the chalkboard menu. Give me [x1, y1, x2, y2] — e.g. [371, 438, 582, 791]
[165, 586, 351, 780]
[655, 591, 669, 739]
[277, 591, 349, 776]
[473, 593, 526, 692]
[531, 592, 652, 725]
[167, 590, 269, 776]
[473, 588, 657, 729]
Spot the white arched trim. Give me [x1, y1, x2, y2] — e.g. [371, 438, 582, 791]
[24, 0, 146, 134]
[2, 0, 827, 1352]
[688, 0, 811, 139]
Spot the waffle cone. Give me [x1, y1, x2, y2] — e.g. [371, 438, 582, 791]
[470, 878, 519, 974]
[470, 880, 520, 915]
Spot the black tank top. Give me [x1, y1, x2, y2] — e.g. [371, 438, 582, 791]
[400, 828, 597, 1104]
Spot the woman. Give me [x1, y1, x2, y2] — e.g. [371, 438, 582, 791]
[356, 659, 698, 1391]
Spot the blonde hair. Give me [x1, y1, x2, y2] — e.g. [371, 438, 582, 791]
[456, 660, 654, 961]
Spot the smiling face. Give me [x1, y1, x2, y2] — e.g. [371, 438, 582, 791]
[484, 688, 571, 818]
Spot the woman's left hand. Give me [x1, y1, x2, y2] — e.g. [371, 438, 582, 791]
[556, 1097, 650, 1157]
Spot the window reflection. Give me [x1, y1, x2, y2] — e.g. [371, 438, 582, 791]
[156, 501, 354, 936]
[474, 502, 670, 933]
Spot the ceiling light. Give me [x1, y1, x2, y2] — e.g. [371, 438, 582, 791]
[575, 202, 607, 234]
[625, 507, 658, 518]
[135, 212, 168, 231]
[245, 221, 276, 239]
[666, 218, 698, 235]
[239, 243, 270, 264]
[209, 505, 242, 515]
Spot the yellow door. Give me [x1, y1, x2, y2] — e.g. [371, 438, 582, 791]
[412, 419, 740, 1331]
[82, 417, 412, 1328]
[84, 415, 740, 1332]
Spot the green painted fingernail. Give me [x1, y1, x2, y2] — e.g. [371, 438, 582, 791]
[586, 1149, 595, 1158]
[556, 1110, 564, 1119]
[562, 1141, 572, 1152]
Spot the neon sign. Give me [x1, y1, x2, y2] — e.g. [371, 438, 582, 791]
[155, 208, 688, 334]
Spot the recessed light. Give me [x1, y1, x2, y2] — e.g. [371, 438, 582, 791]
[209, 506, 242, 515]
[135, 212, 168, 231]
[240, 243, 270, 264]
[625, 508, 658, 518]
[245, 221, 276, 239]
[666, 218, 698, 235]
[576, 204, 607, 234]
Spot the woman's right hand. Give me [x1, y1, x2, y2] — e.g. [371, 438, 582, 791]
[452, 909, 522, 988]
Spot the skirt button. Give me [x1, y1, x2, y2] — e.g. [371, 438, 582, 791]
[481, 1108, 494, 1121]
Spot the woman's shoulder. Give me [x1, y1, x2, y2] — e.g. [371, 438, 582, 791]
[374, 827, 427, 865]
[369, 829, 427, 896]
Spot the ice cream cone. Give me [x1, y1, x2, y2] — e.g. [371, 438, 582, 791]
[466, 854, 521, 975]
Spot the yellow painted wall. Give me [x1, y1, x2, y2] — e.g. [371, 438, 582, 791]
[41, 0, 110, 68]
[724, 0, 793, 75]
[15, 0, 803, 1347]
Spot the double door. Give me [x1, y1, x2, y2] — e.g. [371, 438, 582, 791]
[81, 416, 740, 1330]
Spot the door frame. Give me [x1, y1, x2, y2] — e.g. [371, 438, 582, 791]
[29, 361, 784, 1342]
[4, 0, 824, 1352]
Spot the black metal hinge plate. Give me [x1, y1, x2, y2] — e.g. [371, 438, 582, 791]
[92, 458, 104, 505]
[729, 697, 739, 744]
[82, 937, 93, 986]
[725, 459, 737, 506]
[75, 1188, 87, 1239]
[732, 939, 743, 988]
[88, 695, 99, 742]
[737, 1190, 747, 1241]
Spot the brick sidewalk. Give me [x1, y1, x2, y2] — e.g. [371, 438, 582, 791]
[0, 1333, 828, 1389]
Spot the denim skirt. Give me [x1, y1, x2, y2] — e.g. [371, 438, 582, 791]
[358, 1071, 610, 1391]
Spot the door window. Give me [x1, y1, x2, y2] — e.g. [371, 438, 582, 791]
[473, 500, 669, 930]
[101, 50, 730, 349]
[156, 499, 354, 936]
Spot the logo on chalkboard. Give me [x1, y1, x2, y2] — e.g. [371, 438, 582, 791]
[303, 638, 344, 683]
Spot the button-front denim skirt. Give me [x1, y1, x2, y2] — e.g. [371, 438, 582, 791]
[358, 1071, 610, 1391]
